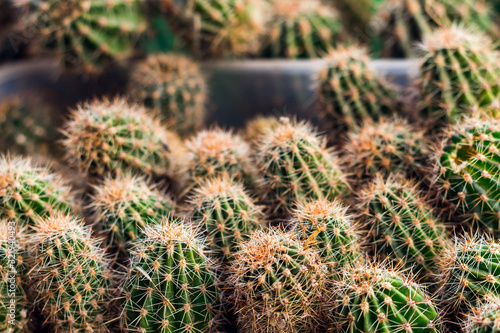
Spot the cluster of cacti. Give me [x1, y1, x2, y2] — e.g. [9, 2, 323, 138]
[317, 45, 399, 132]
[465, 298, 500, 332]
[128, 53, 207, 136]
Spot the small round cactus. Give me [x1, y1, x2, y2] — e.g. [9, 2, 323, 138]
[190, 177, 264, 265]
[89, 173, 175, 255]
[262, 0, 343, 58]
[62, 97, 185, 178]
[227, 229, 327, 333]
[434, 116, 500, 235]
[27, 214, 113, 332]
[185, 128, 256, 188]
[0, 156, 77, 229]
[122, 217, 221, 333]
[255, 117, 348, 214]
[333, 262, 440, 332]
[318, 45, 399, 132]
[18, 0, 147, 72]
[419, 25, 500, 125]
[345, 116, 431, 181]
[465, 298, 500, 332]
[291, 198, 361, 274]
[358, 174, 449, 278]
[128, 53, 207, 136]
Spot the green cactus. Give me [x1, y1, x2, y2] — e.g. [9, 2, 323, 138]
[89, 173, 175, 255]
[185, 128, 256, 188]
[439, 233, 500, 309]
[291, 198, 361, 274]
[0, 221, 29, 333]
[465, 298, 500, 332]
[262, 0, 343, 59]
[359, 174, 449, 278]
[329, 0, 376, 32]
[435, 116, 500, 235]
[18, 0, 147, 72]
[227, 229, 326, 333]
[122, 217, 221, 333]
[189, 177, 264, 265]
[62, 97, 186, 178]
[255, 117, 348, 214]
[345, 116, 431, 181]
[318, 45, 399, 132]
[375, 0, 494, 58]
[27, 214, 113, 332]
[419, 25, 500, 126]
[129, 53, 207, 136]
[0, 156, 77, 229]
[161, 0, 269, 58]
[333, 262, 440, 333]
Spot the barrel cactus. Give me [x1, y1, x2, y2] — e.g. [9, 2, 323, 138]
[18, 0, 147, 72]
[227, 229, 326, 333]
[190, 177, 264, 265]
[255, 117, 348, 214]
[465, 298, 500, 332]
[129, 53, 207, 136]
[262, 0, 343, 58]
[89, 173, 175, 255]
[419, 25, 500, 126]
[318, 45, 399, 132]
[62, 97, 185, 178]
[345, 116, 431, 181]
[0, 156, 77, 229]
[122, 217, 221, 333]
[434, 116, 500, 235]
[27, 214, 113, 332]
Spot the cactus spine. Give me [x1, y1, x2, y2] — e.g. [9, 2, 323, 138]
[27, 214, 113, 332]
[0, 156, 76, 229]
[359, 175, 449, 278]
[62, 97, 185, 178]
[465, 298, 500, 332]
[318, 45, 398, 132]
[228, 229, 326, 333]
[122, 217, 221, 333]
[129, 53, 207, 136]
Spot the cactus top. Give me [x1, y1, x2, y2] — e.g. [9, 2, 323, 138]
[323, 44, 371, 68]
[465, 298, 500, 332]
[420, 24, 494, 55]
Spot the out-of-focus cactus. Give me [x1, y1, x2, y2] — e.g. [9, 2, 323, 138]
[122, 217, 221, 333]
[243, 115, 280, 147]
[62, 97, 185, 178]
[128, 53, 207, 136]
[465, 298, 500, 332]
[328, 0, 376, 33]
[318, 45, 399, 133]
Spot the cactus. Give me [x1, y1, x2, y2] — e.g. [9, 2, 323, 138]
[185, 128, 256, 188]
[62, 97, 185, 178]
[345, 116, 431, 181]
[0, 96, 59, 157]
[328, 0, 376, 32]
[0, 220, 29, 333]
[18, 0, 147, 72]
[291, 198, 361, 274]
[27, 214, 113, 332]
[161, 0, 269, 58]
[465, 298, 500, 332]
[358, 174, 449, 278]
[333, 262, 440, 333]
[128, 53, 207, 136]
[0, 156, 77, 229]
[318, 45, 399, 132]
[375, 0, 494, 58]
[439, 233, 500, 309]
[255, 117, 348, 214]
[122, 217, 221, 333]
[434, 116, 500, 235]
[419, 25, 500, 126]
[89, 173, 175, 255]
[262, 0, 343, 59]
[243, 115, 280, 147]
[190, 177, 264, 265]
[227, 229, 326, 333]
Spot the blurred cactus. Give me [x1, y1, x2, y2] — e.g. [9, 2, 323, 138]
[122, 217, 221, 333]
[318, 45, 398, 133]
[243, 115, 280, 147]
[62, 97, 185, 178]
[227, 229, 326, 332]
[328, 0, 376, 33]
[129, 53, 207, 136]
[465, 298, 500, 332]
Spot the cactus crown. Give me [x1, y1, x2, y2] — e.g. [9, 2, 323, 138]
[420, 24, 493, 55]
[465, 298, 500, 332]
